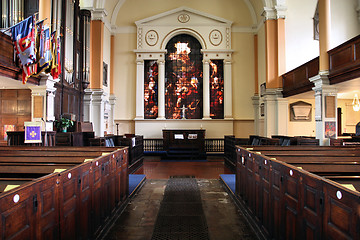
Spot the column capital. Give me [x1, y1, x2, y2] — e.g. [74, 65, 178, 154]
[251, 94, 260, 106]
[157, 59, 165, 65]
[263, 88, 283, 100]
[91, 9, 108, 22]
[309, 74, 330, 91]
[263, 5, 287, 20]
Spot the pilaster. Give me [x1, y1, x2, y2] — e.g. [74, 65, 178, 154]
[135, 60, 144, 119]
[109, 94, 116, 134]
[84, 89, 107, 137]
[263, 88, 287, 137]
[310, 74, 337, 146]
[203, 60, 211, 119]
[252, 94, 260, 135]
[29, 74, 59, 131]
[224, 60, 233, 119]
[157, 59, 166, 119]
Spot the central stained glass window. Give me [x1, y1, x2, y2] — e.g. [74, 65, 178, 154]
[165, 34, 203, 119]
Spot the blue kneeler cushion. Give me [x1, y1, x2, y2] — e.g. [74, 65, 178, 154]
[129, 174, 146, 196]
[220, 174, 235, 194]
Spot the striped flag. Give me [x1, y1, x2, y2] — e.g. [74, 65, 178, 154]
[50, 31, 61, 79]
[9, 15, 37, 84]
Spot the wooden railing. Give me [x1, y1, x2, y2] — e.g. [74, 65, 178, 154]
[144, 138, 224, 153]
[0, 32, 40, 85]
[281, 57, 318, 97]
[329, 34, 360, 84]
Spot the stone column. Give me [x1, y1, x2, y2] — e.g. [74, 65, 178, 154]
[135, 60, 144, 119]
[109, 94, 116, 134]
[310, 75, 337, 146]
[83, 89, 93, 122]
[252, 95, 260, 135]
[224, 60, 233, 119]
[157, 60, 166, 119]
[263, 88, 287, 137]
[29, 75, 59, 131]
[202, 60, 211, 119]
[91, 89, 107, 137]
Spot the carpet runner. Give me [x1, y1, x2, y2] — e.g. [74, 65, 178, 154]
[151, 177, 210, 240]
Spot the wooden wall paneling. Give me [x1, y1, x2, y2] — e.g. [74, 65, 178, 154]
[91, 158, 104, 235]
[58, 166, 81, 240]
[246, 152, 255, 213]
[261, 157, 271, 236]
[299, 172, 323, 240]
[121, 149, 129, 200]
[235, 149, 242, 197]
[101, 156, 111, 222]
[322, 181, 360, 239]
[0, 183, 36, 239]
[35, 174, 60, 239]
[329, 45, 353, 71]
[282, 166, 301, 240]
[253, 155, 262, 223]
[115, 151, 123, 205]
[270, 160, 283, 239]
[77, 162, 92, 239]
[109, 153, 117, 214]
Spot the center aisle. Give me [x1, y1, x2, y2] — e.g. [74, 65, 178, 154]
[151, 177, 209, 239]
[104, 179, 257, 240]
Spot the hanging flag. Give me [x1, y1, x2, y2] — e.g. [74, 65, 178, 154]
[22, 64, 37, 84]
[50, 31, 61, 79]
[36, 27, 52, 75]
[10, 15, 36, 66]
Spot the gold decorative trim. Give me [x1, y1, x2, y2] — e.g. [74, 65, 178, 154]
[209, 29, 222, 46]
[145, 30, 159, 46]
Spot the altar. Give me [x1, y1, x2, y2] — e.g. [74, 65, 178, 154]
[162, 129, 206, 159]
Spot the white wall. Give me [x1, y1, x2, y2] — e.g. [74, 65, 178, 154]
[330, 0, 360, 49]
[285, 0, 319, 72]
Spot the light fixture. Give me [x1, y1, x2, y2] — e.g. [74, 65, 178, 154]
[353, 94, 360, 111]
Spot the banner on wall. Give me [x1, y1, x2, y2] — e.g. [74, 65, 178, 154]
[24, 122, 42, 144]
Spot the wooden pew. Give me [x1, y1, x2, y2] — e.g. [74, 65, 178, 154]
[0, 146, 129, 239]
[235, 146, 360, 240]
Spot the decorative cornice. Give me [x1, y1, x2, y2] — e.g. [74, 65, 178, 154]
[262, 5, 287, 21]
[91, 8, 108, 21]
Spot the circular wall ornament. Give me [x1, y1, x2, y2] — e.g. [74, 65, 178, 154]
[145, 30, 159, 46]
[178, 14, 190, 23]
[209, 29, 222, 46]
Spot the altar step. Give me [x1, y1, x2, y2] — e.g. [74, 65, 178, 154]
[162, 148, 207, 161]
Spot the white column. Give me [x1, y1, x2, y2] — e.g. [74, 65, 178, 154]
[109, 94, 116, 134]
[224, 60, 233, 119]
[310, 74, 337, 146]
[91, 89, 106, 137]
[277, 97, 288, 136]
[135, 60, 144, 119]
[203, 60, 211, 119]
[83, 89, 93, 122]
[157, 60, 166, 119]
[263, 88, 287, 137]
[29, 74, 59, 131]
[252, 95, 260, 135]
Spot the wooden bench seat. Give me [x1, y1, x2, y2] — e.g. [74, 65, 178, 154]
[235, 146, 360, 240]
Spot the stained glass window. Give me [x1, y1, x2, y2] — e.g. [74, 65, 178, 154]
[144, 60, 158, 119]
[210, 60, 224, 119]
[165, 34, 203, 119]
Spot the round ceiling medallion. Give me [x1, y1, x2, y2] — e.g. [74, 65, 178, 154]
[209, 29, 222, 46]
[145, 30, 159, 46]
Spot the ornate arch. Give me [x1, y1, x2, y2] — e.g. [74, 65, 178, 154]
[161, 28, 207, 50]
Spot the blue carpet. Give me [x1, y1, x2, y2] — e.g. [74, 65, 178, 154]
[220, 174, 235, 194]
[129, 174, 146, 196]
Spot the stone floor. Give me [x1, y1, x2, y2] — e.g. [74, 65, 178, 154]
[103, 179, 258, 240]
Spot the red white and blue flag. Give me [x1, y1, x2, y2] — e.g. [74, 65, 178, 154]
[50, 31, 61, 79]
[36, 27, 52, 75]
[10, 15, 37, 83]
